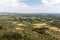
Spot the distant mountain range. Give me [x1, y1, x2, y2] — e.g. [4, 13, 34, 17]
[0, 12, 60, 16]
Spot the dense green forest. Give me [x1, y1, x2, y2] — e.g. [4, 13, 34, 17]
[0, 14, 60, 40]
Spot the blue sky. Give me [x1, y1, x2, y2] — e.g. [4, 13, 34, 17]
[0, 0, 60, 13]
[21, 0, 42, 6]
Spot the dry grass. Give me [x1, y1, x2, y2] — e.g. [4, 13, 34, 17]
[48, 27, 60, 32]
[33, 23, 47, 28]
[15, 27, 24, 30]
[33, 23, 60, 32]
[17, 23, 25, 26]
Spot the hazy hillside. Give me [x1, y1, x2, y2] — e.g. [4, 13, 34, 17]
[0, 12, 60, 16]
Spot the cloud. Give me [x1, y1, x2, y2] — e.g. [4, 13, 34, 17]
[0, 0, 19, 7]
[42, 0, 60, 5]
[0, 0, 60, 13]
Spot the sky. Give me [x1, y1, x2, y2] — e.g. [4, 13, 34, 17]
[0, 0, 60, 13]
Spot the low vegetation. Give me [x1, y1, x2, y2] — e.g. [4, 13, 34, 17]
[0, 15, 60, 40]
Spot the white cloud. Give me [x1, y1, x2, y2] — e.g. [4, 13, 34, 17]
[0, 0, 19, 7]
[42, 0, 60, 5]
[42, 0, 51, 5]
[0, 0, 60, 13]
[49, 0, 60, 4]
